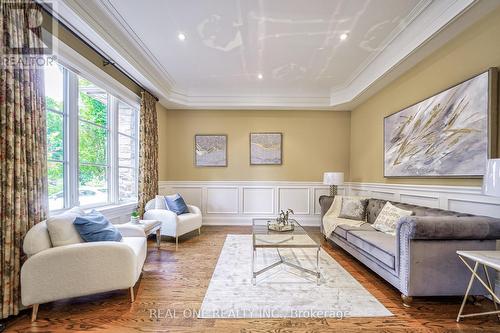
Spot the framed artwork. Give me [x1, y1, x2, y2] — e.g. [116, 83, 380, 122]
[194, 134, 227, 167]
[384, 68, 498, 178]
[250, 132, 282, 165]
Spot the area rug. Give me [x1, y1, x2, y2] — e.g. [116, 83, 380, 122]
[198, 234, 392, 318]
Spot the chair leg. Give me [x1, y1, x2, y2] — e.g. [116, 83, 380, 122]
[31, 304, 39, 322]
[176, 236, 178, 251]
[156, 229, 161, 249]
[198, 227, 201, 235]
[130, 287, 135, 303]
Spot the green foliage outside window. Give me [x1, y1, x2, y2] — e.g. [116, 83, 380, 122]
[46, 83, 109, 195]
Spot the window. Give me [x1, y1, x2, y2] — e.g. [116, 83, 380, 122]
[45, 63, 139, 211]
[118, 101, 139, 203]
[78, 78, 109, 206]
[45, 64, 66, 211]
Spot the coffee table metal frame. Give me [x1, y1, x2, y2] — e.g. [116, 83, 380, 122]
[251, 218, 320, 285]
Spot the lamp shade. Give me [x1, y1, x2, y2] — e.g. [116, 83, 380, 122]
[483, 159, 500, 197]
[323, 172, 344, 186]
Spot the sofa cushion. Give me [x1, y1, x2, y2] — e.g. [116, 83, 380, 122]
[373, 202, 413, 235]
[333, 223, 376, 239]
[154, 195, 168, 210]
[164, 193, 190, 215]
[346, 230, 396, 269]
[339, 197, 368, 221]
[46, 207, 85, 247]
[73, 210, 122, 242]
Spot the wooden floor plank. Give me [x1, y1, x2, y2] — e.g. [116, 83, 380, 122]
[5, 226, 499, 332]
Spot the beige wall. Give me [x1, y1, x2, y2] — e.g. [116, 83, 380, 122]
[159, 110, 350, 181]
[349, 7, 500, 186]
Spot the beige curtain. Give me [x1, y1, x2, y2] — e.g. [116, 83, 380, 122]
[138, 91, 159, 215]
[0, 0, 48, 318]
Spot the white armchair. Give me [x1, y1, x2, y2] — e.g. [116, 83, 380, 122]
[143, 198, 202, 250]
[21, 221, 146, 322]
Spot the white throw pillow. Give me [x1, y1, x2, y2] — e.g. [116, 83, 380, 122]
[46, 206, 85, 247]
[372, 202, 413, 235]
[154, 195, 168, 210]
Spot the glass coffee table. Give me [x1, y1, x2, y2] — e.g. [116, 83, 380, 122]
[252, 218, 321, 285]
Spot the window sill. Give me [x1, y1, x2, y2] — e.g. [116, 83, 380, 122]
[49, 202, 137, 220]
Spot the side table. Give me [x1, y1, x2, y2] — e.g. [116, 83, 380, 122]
[124, 220, 162, 248]
[456, 250, 500, 322]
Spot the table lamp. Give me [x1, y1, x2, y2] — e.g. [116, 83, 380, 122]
[323, 172, 344, 196]
[483, 159, 500, 197]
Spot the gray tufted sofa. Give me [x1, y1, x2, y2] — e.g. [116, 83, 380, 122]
[319, 196, 500, 306]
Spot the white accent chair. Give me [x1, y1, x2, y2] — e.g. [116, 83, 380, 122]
[143, 197, 202, 250]
[21, 222, 146, 322]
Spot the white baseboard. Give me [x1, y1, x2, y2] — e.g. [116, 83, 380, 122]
[201, 216, 322, 226]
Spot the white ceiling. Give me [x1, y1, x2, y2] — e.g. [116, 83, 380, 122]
[107, 0, 422, 97]
[55, 0, 500, 109]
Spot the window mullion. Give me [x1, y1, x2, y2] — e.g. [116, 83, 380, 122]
[67, 70, 80, 207]
[110, 96, 119, 205]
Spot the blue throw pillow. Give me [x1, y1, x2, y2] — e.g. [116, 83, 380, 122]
[164, 194, 189, 215]
[73, 210, 122, 242]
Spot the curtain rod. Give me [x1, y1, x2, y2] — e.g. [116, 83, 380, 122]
[40, 4, 160, 102]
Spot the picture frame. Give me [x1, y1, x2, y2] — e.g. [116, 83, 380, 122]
[249, 132, 283, 165]
[383, 68, 498, 178]
[194, 134, 227, 167]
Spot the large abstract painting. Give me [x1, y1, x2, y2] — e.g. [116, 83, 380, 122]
[250, 133, 282, 165]
[195, 135, 227, 167]
[384, 70, 496, 177]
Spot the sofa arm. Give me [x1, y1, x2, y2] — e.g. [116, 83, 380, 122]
[397, 215, 500, 240]
[115, 224, 146, 237]
[187, 205, 201, 215]
[319, 195, 334, 219]
[21, 241, 138, 306]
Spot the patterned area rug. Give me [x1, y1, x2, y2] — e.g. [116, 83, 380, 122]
[199, 234, 392, 318]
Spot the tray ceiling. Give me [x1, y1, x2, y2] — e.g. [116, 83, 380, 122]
[54, 0, 499, 109]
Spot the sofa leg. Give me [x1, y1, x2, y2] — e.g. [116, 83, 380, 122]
[176, 236, 178, 251]
[31, 304, 39, 322]
[401, 294, 413, 307]
[198, 227, 201, 235]
[130, 287, 135, 303]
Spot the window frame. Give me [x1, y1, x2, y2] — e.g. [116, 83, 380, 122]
[46, 65, 68, 211]
[47, 41, 141, 214]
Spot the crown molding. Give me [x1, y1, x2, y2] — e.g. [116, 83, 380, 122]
[54, 0, 498, 110]
[330, 0, 500, 110]
[51, 0, 173, 101]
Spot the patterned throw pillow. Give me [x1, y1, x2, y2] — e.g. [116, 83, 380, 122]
[372, 202, 413, 235]
[338, 198, 368, 221]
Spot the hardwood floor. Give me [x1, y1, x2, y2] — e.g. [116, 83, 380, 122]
[6, 226, 500, 332]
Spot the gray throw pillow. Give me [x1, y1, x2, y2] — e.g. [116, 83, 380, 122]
[338, 198, 368, 221]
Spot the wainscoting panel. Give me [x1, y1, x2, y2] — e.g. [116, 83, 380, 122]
[206, 187, 239, 214]
[242, 187, 275, 214]
[278, 187, 310, 215]
[170, 186, 203, 209]
[159, 181, 332, 226]
[158, 181, 500, 226]
[399, 193, 440, 208]
[313, 188, 330, 214]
